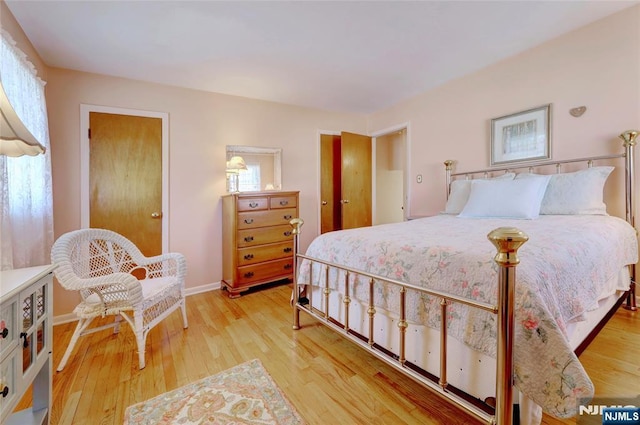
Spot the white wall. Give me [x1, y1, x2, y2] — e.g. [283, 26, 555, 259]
[45, 69, 367, 315]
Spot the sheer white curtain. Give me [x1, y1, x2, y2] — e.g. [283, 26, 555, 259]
[0, 30, 54, 270]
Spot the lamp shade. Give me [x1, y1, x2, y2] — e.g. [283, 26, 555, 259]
[226, 155, 247, 171]
[0, 80, 45, 157]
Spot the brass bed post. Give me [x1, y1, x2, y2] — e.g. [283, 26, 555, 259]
[324, 265, 330, 320]
[439, 298, 448, 390]
[488, 227, 529, 425]
[344, 271, 351, 333]
[620, 130, 638, 311]
[398, 287, 408, 365]
[368, 278, 375, 346]
[290, 218, 304, 330]
[444, 160, 454, 200]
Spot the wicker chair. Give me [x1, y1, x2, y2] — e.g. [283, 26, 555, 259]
[51, 228, 188, 371]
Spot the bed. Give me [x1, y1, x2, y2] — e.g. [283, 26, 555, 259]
[290, 130, 638, 425]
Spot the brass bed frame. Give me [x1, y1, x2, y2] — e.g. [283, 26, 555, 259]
[290, 130, 637, 425]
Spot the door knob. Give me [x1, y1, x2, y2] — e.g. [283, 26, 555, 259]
[340, 199, 350, 204]
[151, 212, 163, 219]
[322, 201, 327, 205]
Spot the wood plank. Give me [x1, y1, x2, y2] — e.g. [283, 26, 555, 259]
[39, 285, 638, 425]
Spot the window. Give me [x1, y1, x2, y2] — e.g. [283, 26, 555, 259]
[0, 30, 53, 269]
[238, 163, 261, 191]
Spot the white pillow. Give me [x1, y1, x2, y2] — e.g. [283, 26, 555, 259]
[458, 175, 551, 219]
[516, 166, 613, 215]
[444, 173, 515, 214]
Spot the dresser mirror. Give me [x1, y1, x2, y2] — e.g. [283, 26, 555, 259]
[226, 145, 282, 192]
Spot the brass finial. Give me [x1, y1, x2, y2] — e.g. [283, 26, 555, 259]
[289, 218, 304, 235]
[487, 227, 529, 267]
[444, 160, 454, 170]
[619, 130, 638, 147]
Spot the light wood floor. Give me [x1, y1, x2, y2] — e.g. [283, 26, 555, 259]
[17, 284, 639, 424]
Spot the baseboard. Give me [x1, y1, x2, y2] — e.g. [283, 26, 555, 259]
[53, 281, 222, 326]
[185, 281, 221, 296]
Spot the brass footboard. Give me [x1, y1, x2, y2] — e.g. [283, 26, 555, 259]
[290, 218, 527, 425]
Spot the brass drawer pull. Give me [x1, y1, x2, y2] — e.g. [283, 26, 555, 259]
[1, 328, 8, 339]
[249, 202, 259, 208]
[244, 271, 254, 278]
[284, 231, 292, 237]
[244, 236, 254, 243]
[244, 218, 254, 224]
[244, 254, 254, 260]
[284, 264, 292, 270]
[284, 214, 292, 220]
[279, 200, 289, 206]
[284, 247, 292, 253]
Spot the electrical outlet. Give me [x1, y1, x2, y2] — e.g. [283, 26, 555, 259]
[416, 174, 423, 183]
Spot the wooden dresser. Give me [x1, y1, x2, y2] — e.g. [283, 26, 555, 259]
[222, 191, 299, 297]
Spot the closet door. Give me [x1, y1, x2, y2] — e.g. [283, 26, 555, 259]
[340, 132, 372, 229]
[320, 134, 342, 234]
[89, 112, 163, 256]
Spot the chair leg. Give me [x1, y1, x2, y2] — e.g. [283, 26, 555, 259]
[136, 329, 147, 370]
[57, 317, 94, 372]
[113, 314, 122, 334]
[181, 300, 188, 329]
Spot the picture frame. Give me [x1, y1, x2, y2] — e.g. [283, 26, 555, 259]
[490, 104, 551, 166]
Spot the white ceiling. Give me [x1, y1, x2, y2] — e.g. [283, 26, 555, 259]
[5, 1, 638, 114]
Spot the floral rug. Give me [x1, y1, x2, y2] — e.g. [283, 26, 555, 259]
[124, 359, 305, 424]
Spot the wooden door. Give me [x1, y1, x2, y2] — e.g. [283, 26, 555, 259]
[320, 134, 342, 234]
[89, 112, 163, 256]
[340, 132, 372, 229]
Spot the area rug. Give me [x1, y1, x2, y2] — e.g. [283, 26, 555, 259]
[124, 359, 305, 425]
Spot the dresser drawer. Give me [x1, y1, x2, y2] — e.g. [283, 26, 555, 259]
[237, 241, 293, 266]
[0, 349, 17, 415]
[237, 197, 268, 212]
[270, 195, 297, 209]
[237, 225, 293, 247]
[236, 258, 294, 285]
[0, 295, 18, 359]
[237, 208, 297, 229]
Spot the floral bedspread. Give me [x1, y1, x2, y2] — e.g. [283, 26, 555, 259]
[297, 214, 638, 418]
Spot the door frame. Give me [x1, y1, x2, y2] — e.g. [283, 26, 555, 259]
[80, 104, 170, 253]
[371, 122, 411, 222]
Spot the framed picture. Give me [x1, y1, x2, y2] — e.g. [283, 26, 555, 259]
[490, 104, 551, 166]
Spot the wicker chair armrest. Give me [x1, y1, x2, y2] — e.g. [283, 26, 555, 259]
[136, 252, 187, 280]
[54, 269, 142, 296]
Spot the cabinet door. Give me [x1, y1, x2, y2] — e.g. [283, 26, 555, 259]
[19, 280, 49, 380]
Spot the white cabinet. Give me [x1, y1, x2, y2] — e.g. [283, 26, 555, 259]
[0, 265, 55, 425]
